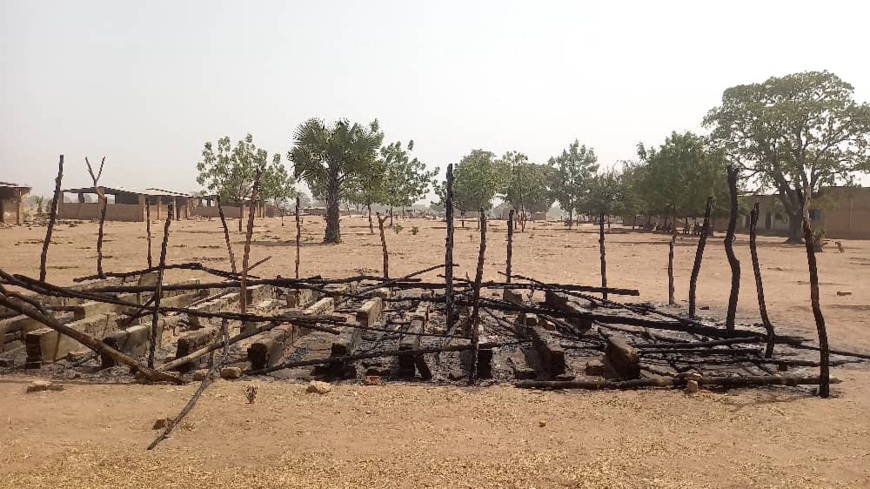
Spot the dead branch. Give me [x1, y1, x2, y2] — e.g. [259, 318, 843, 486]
[39, 155, 64, 282]
[149, 203, 173, 368]
[216, 196, 237, 274]
[749, 203, 776, 357]
[469, 208, 486, 383]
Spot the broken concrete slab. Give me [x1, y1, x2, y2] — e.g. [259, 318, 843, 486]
[100, 324, 150, 369]
[529, 326, 566, 377]
[285, 288, 319, 309]
[355, 297, 383, 327]
[26, 313, 121, 365]
[173, 327, 219, 372]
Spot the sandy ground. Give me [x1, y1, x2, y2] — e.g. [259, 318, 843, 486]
[1, 215, 869, 488]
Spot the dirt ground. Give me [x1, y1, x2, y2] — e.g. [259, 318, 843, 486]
[1, 215, 869, 488]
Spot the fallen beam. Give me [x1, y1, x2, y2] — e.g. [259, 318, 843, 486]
[515, 375, 840, 390]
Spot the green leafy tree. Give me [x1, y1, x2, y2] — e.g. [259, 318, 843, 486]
[704, 71, 870, 242]
[548, 140, 599, 228]
[289, 118, 384, 243]
[443, 149, 502, 228]
[261, 155, 298, 226]
[637, 131, 728, 230]
[197, 134, 288, 231]
[498, 151, 553, 232]
[379, 140, 438, 226]
[582, 169, 623, 219]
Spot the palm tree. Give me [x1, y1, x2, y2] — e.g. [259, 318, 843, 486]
[289, 118, 383, 243]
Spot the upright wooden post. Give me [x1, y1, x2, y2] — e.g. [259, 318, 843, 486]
[149, 203, 173, 369]
[469, 208, 486, 384]
[688, 197, 712, 318]
[801, 197, 830, 398]
[444, 164, 455, 332]
[377, 212, 389, 279]
[599, 211, 608, 300]
[506, 209, 514, 283]
[667, 229, 676, 305]
[240, 169, 263, 314]
[145, 200, 153, 268]
[295, 195, 301, 279]
[749, 203, 776, 358]
[40, 155, 64, 282]
[724, 165, 741, 331]
[216, 196, 237, 274]
[85, 156, 108, 279]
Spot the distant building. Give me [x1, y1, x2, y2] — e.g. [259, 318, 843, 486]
[742, 187, 870, 239]
[0, 182, 31, 225]
[59, 186, 192, 222]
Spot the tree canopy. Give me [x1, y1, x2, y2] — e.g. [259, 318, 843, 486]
[497, 151, 553, 231]
[443, 149, 502, 215]
[289, 118, 384, 243]
[704, 70, 870, 241]
[547, 140, 598, 228]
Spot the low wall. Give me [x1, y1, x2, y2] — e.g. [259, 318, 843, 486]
[59, 202, 143, 222]
[192, 205, 242, 219]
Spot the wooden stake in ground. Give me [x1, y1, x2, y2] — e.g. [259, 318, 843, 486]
[468, 208, 487, 384]
[149, 203, 173, 369]
[39, 155, 64, 282]
[800, 199, 831, 397]
[688, 196, 712, 318]
[749, 203, 776, 357]
[723, 165, 741, 330]
[599, 211, 608, 300]
[239, 169, 263, 314]
[295, 195, 301, 279]
[216, 196, 237, 274]
[85, 156, 108, 278]
[667, 229, 676, 305]
[506, 209, 514, 283]
[0, 287, 180, 384]
[444, 163, 456, 332]
[377, 212, 389, 279]
[146, 200, 153, 268]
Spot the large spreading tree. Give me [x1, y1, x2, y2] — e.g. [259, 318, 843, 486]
[379, 140, 438, 225]
[548, 140, 599, 228]
[289, 118, 384, 243]
[498, 151, 553, 231]
[704, 70, 870, 242]
[437, 149, 502, 227]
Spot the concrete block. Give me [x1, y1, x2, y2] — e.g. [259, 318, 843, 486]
[101, 324, 150, 368]
[173, 327, 218, 372]
[529, 326, 566, 377]
[285, 288, 318, 309]
[604, 335, 640, 380]
[247, 323, 295, 371]
[26, 314, 120, 364]
[306, 297, 335, 316]
[355, 297, 383, 327]
[503, 288, 525, 305]
[398, 319, 423, 377]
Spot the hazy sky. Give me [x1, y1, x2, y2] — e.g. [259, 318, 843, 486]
[2, 0, 869, 197]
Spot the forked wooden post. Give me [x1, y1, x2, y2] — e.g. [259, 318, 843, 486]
[216, 196, 237, 274]
[39, 155, 64, 282]
[240, 169, 263, 314]
[85, 156, 108, 278]
[800, 194, 831, 398]
[149, 203, 173, 369]
[145, 200, 153, 268]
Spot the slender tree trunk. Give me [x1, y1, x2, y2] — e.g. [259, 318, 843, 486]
[786, 211, 803, 243]
[688, 197, 712, 318]
[295, 196, 301, 279]
[444, 164, 455, 332]
[599, 212, 607, 300]
[238, 202, 244, 233]
[324, 172, 341, 243]
[40, 155, 64, 282]
[96, 195, 108, 278]
[506, 209, 514, 283]
[567, 209, 574, 229]
[724, 166, 741, 331]
[216, 196, 237, 274]
[749, 203, 776, 358]
[390, 205, 394, 227]
[469, 209, 487, 384]
[367, 203, 374, 234]
[146, 201, 153, 268]
[149, 203, 173, 369]
[377, 213, 389, 279]
[802, 214, 831, 398]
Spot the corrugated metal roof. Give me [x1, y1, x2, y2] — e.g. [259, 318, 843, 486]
[62, 186, 191, 197]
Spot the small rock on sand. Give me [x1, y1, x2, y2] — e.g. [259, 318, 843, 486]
[306, 380, 332, 394]
[26, 380, 64, 393]
[220, 367, 242, 380]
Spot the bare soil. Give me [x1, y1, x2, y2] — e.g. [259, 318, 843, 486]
[1, 215, 869, 488]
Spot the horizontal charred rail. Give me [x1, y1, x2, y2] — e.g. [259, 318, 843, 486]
[246, 340, 530, 376]
[633, 337, 762, 349]
[515, 375, 840, 390]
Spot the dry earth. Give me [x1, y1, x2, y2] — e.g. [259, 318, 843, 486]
[1, 215, 869, 488]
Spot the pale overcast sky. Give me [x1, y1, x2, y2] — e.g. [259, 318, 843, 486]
[2, 0, 869, 197]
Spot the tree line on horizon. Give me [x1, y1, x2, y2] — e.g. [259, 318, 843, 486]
[196, 70, 870, 244]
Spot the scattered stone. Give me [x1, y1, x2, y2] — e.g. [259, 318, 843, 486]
[362, 376, 382, 386]
[836, 291, 853, 296]
[26, 380, 64, 393]
[152, 418, 174, 430]
[538, 420, 547, 428]
[193, 369, 209, 381]
[220, 367, 242, 380]
[66, 351, 89, 362]
[585, 361, 605, 377]
[686, 379, 700, 394]
[447, 369, 465, 381]
[306, 380, 332, 394]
